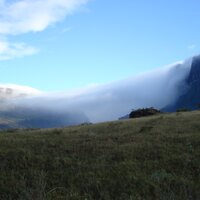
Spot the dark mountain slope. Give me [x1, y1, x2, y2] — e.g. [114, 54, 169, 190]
[163, 55, 200, 111]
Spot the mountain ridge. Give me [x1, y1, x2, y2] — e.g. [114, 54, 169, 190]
[163, 55, 200, 111]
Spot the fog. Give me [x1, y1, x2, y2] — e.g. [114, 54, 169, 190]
[9, 57, 192, 123]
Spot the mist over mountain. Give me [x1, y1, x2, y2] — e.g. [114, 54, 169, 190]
[0, 84, 40, 101]
[33, 57, 191, 122]
[0, 105, 89, 129]
[0, 85, 89, 129]
[0, 54, 199, 128]
[163, 55, 200, 111]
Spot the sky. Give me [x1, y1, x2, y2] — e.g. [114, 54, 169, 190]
[0, 0, 200, 92]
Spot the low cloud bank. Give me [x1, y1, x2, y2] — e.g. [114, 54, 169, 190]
[0, 83, 40, 101]
[9, 57, 193, 123]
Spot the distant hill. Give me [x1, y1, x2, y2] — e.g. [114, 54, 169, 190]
[0, 111, 199, 199]
[0, 105, 89, 129]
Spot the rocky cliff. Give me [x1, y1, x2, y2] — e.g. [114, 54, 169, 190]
[163, 55, 200, 111]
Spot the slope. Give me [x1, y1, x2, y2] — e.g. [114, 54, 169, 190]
[0, 111, 199, 199]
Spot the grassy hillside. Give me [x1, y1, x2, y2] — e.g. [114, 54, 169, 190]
[0, 111, 200, 199]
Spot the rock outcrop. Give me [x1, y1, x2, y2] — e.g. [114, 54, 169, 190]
[129, 107, 161, 118]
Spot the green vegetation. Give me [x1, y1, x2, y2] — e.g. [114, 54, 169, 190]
[0, 111, 200, 199]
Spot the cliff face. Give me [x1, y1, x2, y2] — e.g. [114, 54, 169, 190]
[163, 55, 200, 111]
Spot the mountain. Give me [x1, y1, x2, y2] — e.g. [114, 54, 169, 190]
[0, 54, 199, 128]
[163, 55, 200, 111]
[0, 105, 89, 129]
[0, 84, 89, 129]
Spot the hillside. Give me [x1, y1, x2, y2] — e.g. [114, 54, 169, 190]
[0, 106, 89, 129]
[0, 111, 200, 199]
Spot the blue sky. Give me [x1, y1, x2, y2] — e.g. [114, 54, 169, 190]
[0, 0, 200, 91]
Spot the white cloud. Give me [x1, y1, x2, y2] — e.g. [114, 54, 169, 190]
[0, 83, 41, 103]
[0, 0, 89, 60]
[0, 40, 38, 60]
[0, 83, 41, 95]
[0, 0, 89, 35]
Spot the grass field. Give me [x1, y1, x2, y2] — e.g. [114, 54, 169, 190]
[0, 111, 200, 199]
